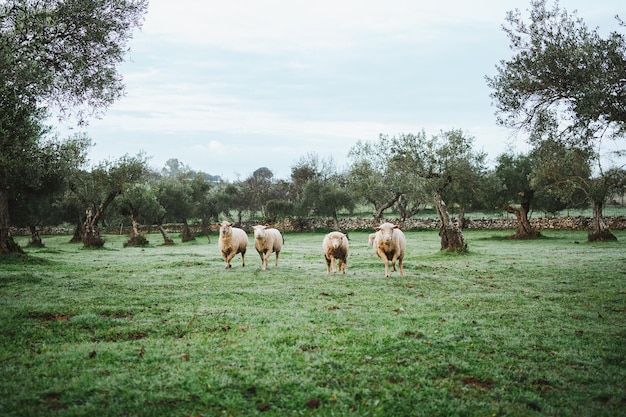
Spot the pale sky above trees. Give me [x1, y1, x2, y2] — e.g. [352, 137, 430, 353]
[59, 0, 622, 180]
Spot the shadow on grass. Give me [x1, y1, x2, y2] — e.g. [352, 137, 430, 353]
[477, 233, 551, 241]
[79, 245, 120, 252]
[0, 252, 54, 266]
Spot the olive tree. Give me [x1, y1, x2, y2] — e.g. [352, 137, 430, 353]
[69, 154, 149, 248]
[155, 176, 195, 243]
[288, 153, 351, 229]
[493, 152, 540, 238]
[387, 130, 477, 251]
[7, 133, 90, 248]
[432, 129, 488, 230]
[0, 0, 147, 253]
[115, 182, 166, 247]
[297, 178, 354, 231]
[348, 134, 427, 221]
[486, 0, 625, 241]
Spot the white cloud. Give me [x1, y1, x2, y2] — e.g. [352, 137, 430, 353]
[207, 140, 226, 152]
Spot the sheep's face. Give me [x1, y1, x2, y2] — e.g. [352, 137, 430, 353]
[326, 232, 345, 250]
[330, 236, 342, 249]
[375, 224, 397, 243]
[253, 225, 267, 241]
[219, 222, 232, 237]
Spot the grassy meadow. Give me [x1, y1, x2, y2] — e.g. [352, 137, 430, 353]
[1, 229, 625, 416]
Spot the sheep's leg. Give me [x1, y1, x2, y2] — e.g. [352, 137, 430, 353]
[381, 254, 390, 277]
[225, 253, 234, 269]
[241, 252, 245, 267]
[325, 256, 332, 274]
[378, 247, 391, 277]
[275, 251, 280, 267]
[391, 253, 403, 276]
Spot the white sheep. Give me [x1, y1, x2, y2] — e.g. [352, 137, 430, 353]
[252, 225, 283, 270]
[367, 233, 377, 246]
[217, 221, 247, 269]
[373, 222, 406, 277]
[322, 231, 349, 274]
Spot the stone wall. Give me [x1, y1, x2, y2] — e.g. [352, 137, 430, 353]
[11, 216, 626, 236]
[259, 216, 626, 232]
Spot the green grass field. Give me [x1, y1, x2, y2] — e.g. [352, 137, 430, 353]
[1, 230, 625, 416]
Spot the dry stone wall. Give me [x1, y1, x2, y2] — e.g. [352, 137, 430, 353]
[11, 216, 626, 236]
[260, 216, 626, 232]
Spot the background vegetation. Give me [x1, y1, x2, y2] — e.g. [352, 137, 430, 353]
[2, 0, 626, 254]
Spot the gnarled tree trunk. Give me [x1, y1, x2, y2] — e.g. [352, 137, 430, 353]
[505, 190, 540, 239]
[0, 188, 23, 254]
[28, 225, 44, 247]
[181, 219, 195, 242]
[69, 221, 83, 243]
[157, 224, 174, 245]
[396, 194, 421, 221]
[331, 212, 340, 231]
[82, 192, 119, 248]
[83, 208, 105, 248]
[124, 209, 149, 247]
[588, 199, 616, 241]
[457, 206, 467, 230]
[372, 192, 401, 222]
[434, 191, 467, 252]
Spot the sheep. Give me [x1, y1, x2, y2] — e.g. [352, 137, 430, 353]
[372, 222, 406, 277]
[367, 233, 377, 246]
[252, 225, 283, 270]
[217, 221, 247, 269]
[322, 231, 349, 274]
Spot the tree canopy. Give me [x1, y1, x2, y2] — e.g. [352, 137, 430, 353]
[1, 0, 148, 123]
[487, 0, 625, 240]
[0, 0, 148, 253]
[486, 0, 626, 145]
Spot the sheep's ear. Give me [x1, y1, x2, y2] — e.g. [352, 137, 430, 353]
[393, 225, 399, 229]
[374, 227, 380, 231]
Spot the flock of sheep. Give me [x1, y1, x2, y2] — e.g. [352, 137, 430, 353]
[217, 220, 407, 277]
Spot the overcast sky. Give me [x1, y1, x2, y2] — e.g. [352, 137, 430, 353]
[67, 0, 622, 180]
